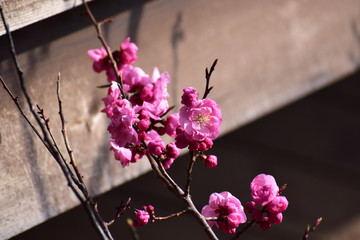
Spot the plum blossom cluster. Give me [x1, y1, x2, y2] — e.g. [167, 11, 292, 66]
[88, 38, 222, 169]
[88, 37, 288, 237]
[201, 174, 288, 234]
[245, 174, 289, 230]
[201, 191, 247, 234]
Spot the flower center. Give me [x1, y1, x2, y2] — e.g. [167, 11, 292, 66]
[193, 113, 209, 125]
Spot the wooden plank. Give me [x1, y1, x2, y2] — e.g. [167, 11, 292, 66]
[1, 0, 360, 238]
[0, 0, 91, 35]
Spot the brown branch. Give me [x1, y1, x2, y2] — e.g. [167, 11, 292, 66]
[0, 5, 114, 240]
[153, 210, 189, 221]
[82, 0, 127, 99]
[107, 197, 132, 226]
[146, 153, 218, 240]
[57, 74, 84, 184]
[202, 59, 218, 99]
[184, 151, 198, 196]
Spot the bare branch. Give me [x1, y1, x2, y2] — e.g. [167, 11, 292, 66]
[184, 151, 198, 196]
[57, 74, 84, 184]
[202, 59, 218, 99]
[82, 0, 127, 99]
[154, 210, 189, 221]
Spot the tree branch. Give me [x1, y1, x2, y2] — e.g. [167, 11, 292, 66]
[82, 0, 127, 99]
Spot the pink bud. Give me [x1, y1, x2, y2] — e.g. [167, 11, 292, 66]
[188, 141, 200, 151]
[138, 119, 150, 132]
[244, 201, 256, 213]
[132, 210, 150, 227]
[120, 37, 138, 64]
[268, 196, 288, 214]
[259, 218, 271, 230]
[162, 158, 175, 169]
[181, 87, 199, 107]
[198, 141, 208, 151]
[268, 212, 283, 225]
[166, 142, 180, 158]
[204, 155, 217, 168]
[175, 133, 189, 149]
[204, 138, 213, 149]
[147, 140, 165, 156]
[165, 113, 180, 137]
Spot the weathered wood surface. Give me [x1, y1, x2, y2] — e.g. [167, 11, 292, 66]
[1, 0, 360, 239]
[0, 0, 91, 35]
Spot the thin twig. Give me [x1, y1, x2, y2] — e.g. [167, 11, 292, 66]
[107, 197, 132, 226]
[153, 210, 189, 221]
[82, 0, 127, 99]
[202, 59, 218, 99]
[0, 5, 114, 240]
[57, 73, 84, 184]
[146, 153, 218, 240]
[303, 217, 322, 240]
[184, 151, 198, 196]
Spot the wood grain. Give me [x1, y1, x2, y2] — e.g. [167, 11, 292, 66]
[0, 0, 91, 35]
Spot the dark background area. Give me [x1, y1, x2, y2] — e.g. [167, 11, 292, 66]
[11, 71, 360, 239]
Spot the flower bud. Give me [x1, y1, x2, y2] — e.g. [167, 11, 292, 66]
[204, 155, 217, 168]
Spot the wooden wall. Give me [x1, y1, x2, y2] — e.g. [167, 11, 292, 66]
[1, 0, 360, 238]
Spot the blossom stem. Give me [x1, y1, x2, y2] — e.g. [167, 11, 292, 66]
[82, 0, 127, 99]
[153, 210, 189, 221]
[230, 219, 256, 240]
[146, 153, 218, 240]
[184, 151, 198, 196]
[184, 195, 219, 240]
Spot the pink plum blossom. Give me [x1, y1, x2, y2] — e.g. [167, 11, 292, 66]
[107, 99, 138, 147]
[122, 65, 149, 93]
[201, 191, 246, 234]
[162, 158, 175, 169]
[250, 174, 279, 206]
[87, 47, 110, 73]
[145, 130, 165, 156]
[109, 141, 132, 167]
[132, 210, 150, 227]
[165, 113, 180, 137]
[268, 212, 283, 225]
[141, 68, 170, 118]
[120, 37, 138, 64]
[165, 142, 180, 159]
[244, 201, 256, 213]
[181, 87, 199, 107]
[179, 97, 222, 141]
[267, 196, 288, 214]
[175, 133, 190, 149]
[101, 81, 121, 118]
